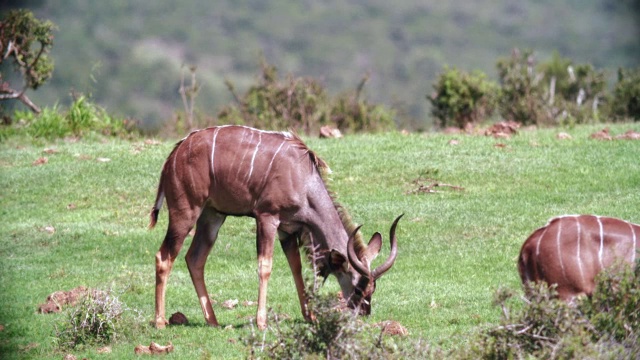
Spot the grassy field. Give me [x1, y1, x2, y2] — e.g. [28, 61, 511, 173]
[1, 123, 639, 359]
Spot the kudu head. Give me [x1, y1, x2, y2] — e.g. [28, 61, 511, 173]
[328, 214, 402, 315]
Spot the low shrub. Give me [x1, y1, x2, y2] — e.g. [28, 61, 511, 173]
[55, 288, 144, 350]
[242, 277, 432, 359]
[461, 259, 640, 359]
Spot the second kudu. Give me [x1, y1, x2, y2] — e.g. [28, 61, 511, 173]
[518, 215, 639, 300]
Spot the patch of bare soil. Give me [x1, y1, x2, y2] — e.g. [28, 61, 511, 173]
[374, 320, 409, 336]
[319, 125, 343, 138]
[484, 121, 521, 138]
[590, 128, 640, 140]
[615, 129, 640, 140]
[134, 342, 174, 355]
[590, 128, 612, 140]
[407, 176, 464, 195]
[37, 286, 89, 314]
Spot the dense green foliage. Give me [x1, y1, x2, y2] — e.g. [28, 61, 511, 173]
[2, 1, 638, 129]
[429, 67, 498, 128]
[610, 67, 640, 121]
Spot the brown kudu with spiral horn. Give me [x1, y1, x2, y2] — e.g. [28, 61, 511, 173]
[149, 125, 402, 329]
[518, 215, 639, 300]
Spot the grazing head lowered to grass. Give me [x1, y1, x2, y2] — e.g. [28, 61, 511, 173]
[149, 125, 402, 330]
[518, 215, 639, 301]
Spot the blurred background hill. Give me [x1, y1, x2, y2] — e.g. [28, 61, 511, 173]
[2, 0, 639, 131]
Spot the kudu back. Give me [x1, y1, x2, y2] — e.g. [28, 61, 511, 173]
[518, 215, 639, 300]
[149, 125, 401, 329]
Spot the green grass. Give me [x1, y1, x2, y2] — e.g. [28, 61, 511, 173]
[1, 123, 639, 358]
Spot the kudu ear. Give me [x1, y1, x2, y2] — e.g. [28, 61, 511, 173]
[365, 232, 383, 263]
[328, 249, 349, 272]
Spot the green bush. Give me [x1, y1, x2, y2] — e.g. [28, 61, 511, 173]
[497, 49, 608, 127]
[496, 49, 550, 126]
[538, 52, 608, 124]
[218, 59, 395, 135]
[1, 95, 137, 140]
[429, 67, 498, 129]
[610, 67, 640, 121]
[583, 261, 640, 344]
[329, 89, 396, 133]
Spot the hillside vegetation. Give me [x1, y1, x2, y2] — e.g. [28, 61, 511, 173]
[2, 0, 638, 129]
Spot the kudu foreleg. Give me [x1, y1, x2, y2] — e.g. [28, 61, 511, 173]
[280, 232, 314, 323]
[256, 216, 279, 330]
[186, 210, 226, 327]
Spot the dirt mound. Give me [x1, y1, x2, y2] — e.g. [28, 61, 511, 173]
[169, 312, 188, 325]
[134, 342, 174, 355]
[484, 121, 520, 138]
[38, 286, 89, 314]
[590, 128, 612, 140]
[374, 320, 409, 336]
[615, 129, 640, 140]
[590, 128, 640, 141]
[319, 125, 343, 138]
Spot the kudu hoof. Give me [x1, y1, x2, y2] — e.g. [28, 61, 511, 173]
[154, 318, 169, 329]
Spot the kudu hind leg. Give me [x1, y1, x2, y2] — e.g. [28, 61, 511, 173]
[155, 212, 197, 329]
[186, 210, 226, 327]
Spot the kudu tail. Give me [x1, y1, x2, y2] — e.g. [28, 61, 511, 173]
[149, 176, 165, 229]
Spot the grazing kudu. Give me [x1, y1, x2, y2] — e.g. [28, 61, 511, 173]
[518, 215, 639, 300]
[149, 125, 402, 329]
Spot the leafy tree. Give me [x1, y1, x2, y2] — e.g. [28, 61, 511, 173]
[429, 67, 498, 129]
[0, 9, 55, 114]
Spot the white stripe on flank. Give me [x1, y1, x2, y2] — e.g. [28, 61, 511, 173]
[247, 132, 262, 182]
[535, 226, 549, 257]
[235, 129, 254, 180]
[556, 221, 567, 282]
[263, 140, 287, 182]
[211, 127, 221, 179]
[575, 217, 585, 287]
[597, 216, 605, 269]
